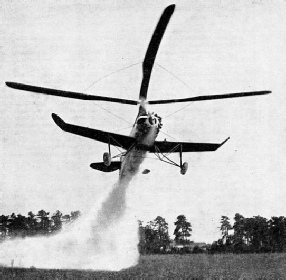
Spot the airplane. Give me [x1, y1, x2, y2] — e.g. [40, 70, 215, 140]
[5, 4, 270, 176]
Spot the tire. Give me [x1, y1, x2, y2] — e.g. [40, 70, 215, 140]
[180, 162, 188, 175]
[103, 152, 111, 166]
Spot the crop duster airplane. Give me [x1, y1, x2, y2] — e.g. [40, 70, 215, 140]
[6, 5, 270, 175]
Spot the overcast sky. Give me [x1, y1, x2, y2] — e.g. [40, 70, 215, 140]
[1, 0, 286, 242]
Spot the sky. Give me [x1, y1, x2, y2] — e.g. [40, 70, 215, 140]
[1, 0, 286, 243]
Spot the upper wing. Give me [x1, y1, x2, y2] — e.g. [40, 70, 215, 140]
[147, 137, 230, 153]
[51, 113, 136, 150]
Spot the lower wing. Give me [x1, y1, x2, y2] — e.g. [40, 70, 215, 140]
[51, 113, 136, 150]
[147, 137, 230, 153]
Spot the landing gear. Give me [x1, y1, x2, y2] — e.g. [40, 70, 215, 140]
[180, 162, 188, 175]
[153, 144, 189, 175]
[103, 137, 112, 166]
[103, 152, 111, 166]
[179, 145, 188, 175]
[101, 137, 132, 168]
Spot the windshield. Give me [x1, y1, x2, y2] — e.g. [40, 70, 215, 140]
[136, 116, 147, 125]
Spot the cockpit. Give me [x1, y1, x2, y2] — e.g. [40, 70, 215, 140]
[136, 116, 148, 125]
[136, 113, 161, 128]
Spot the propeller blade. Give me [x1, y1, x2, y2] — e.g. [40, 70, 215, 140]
[6, 82, 138, 105]
[139, 4, 175, 101]
[147, 91, 271, 105]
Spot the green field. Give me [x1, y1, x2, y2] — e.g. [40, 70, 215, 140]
[1, 253, 285, 279]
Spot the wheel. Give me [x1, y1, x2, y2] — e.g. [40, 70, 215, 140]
[103, 152, 111, 166]
[180, 162, 188, 175]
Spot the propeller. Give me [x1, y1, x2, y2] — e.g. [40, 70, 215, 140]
[139, 4, 175, 101]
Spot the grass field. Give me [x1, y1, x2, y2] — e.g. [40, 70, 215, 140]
[1, 253, 286, 279]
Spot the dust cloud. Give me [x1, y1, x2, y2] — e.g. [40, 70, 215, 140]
[0, 150, 146, 271]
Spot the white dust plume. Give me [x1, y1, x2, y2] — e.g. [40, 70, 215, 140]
[0, 150, 146, 271]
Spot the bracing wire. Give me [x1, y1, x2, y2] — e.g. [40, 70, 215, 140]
[160, 130, 178, 141]
[154, 62, 196, 119]
[83, 60, 143, 93]
[163, 101, 194, 119]
[92, 102, 132, 125]
[81, 61, 143, 126]
[77, 60, 198, 140]
[155, 62, 198, 95]
[114, 125, 134, 133]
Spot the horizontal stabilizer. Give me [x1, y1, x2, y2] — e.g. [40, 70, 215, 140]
[90, 162, 121, 172]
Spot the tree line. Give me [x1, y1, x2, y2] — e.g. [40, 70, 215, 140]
[138, 215, 193, 254]
[211, 213, 286, 253]
[2, 210, 286, 255]
[0, 210, 81, 241]
[0, 210, 193, 254]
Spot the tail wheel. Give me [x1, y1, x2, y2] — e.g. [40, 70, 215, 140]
[180, 162, 188, 175]
[103, 152, 111, 166]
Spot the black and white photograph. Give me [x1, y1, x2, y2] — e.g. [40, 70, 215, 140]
[1, 0, 285, 278]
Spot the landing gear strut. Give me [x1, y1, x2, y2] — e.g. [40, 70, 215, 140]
[153, 144, 189, 175]
[180, 145, 188, 175]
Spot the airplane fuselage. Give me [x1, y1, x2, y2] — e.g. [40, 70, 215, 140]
[119, 103, 161, 178]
